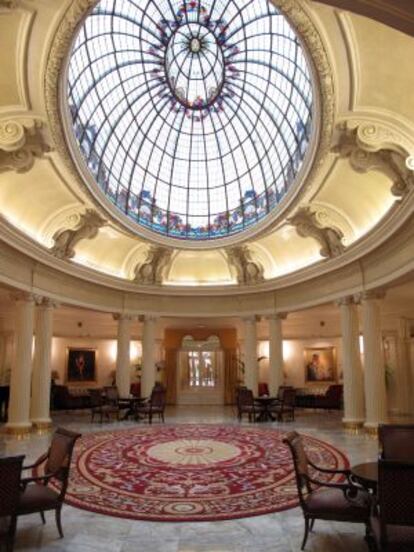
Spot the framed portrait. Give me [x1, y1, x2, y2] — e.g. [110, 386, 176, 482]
[304, 347, 337, 384]
[67, 348, 96, 383]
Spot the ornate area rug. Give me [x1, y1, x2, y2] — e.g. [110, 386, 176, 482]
[57, 425, 349, 521]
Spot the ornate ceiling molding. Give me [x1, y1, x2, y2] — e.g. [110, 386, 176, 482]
[50, 208, 105, 260]
[133, 246, 173, 286]
[333, 120, 414, 198]
[0, 119, 50, 173]
[289, 206, 346, 259]
[44, 0, 335, 250]
[225, 246, 265, 285]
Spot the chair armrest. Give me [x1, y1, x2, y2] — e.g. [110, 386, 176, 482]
[308, 458, 351, 477]
[22, 452, 49, 470]
[21, 469, 59, 489]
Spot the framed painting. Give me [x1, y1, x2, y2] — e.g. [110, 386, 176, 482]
[304, 347, 337, 384]
[66, 348, 96, 383]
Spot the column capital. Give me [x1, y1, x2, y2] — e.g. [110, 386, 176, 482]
[35, 296, 60, 309]
[335, 295, 360, 307]
[10, 291, 36, 304]
[243, 315, 257, 323]
[267, 312, 288, 321]
[113, 313, 136, 322]
[141, 314, 158, 323]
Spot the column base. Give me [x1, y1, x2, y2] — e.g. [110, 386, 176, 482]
[4, 423, 32, 437]
[342, 420, 364, 433]
[363, 424, 379, 437]
[32, 419, 53, 432]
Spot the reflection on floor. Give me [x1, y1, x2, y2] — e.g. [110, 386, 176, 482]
[1, 406, 381, 552]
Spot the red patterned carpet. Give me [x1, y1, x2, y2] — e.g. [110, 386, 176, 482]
[56, 425, 349, 522]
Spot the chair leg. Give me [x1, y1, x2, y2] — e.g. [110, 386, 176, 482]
[55, 507, 64, 538]
[40, 511, 46, 524]
[301, 517, 310, 550]
[310, 518, 315, 531]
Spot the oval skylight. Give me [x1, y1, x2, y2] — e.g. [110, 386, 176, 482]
[67, 0, 313, 241]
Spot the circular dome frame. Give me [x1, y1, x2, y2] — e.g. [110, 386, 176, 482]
[46, 0, 335, 251]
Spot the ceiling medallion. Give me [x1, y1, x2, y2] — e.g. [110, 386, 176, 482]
[46, 0, 334, 249]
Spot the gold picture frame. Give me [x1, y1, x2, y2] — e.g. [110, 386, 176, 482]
[66, 347, 97, 384]
[304, 347, 337, 384]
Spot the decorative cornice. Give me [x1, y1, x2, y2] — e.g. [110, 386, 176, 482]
[0, 119, 51, 173]
[289, 206, 346, 258]
[50, 208, 106, 260]
[10, 291, 35, 303]
[112, 313, 136, 322]
[225, 245, 265, 285]
[133, 246, 173, 285]
[333, 121, 414, 198]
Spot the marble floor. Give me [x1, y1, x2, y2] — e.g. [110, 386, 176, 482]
[0, 407, 381, 552]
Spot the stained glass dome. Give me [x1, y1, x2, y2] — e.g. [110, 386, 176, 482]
[67, 0, 313, 241]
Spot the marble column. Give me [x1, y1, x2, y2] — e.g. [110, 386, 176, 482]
[6, 292, 35, 435]
[268, 313, 287, 396]
[338, 296, 365, 429]
[243, 316, 258, 394]
[395, 318, 413, 415]
[31, 297, 57, 430]
[141, 316, 157, 397]
[114, 314, 134, 398]
[361, 290, 388, 433]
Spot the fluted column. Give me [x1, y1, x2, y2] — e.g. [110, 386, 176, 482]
[31, 297, 57, 429]
[338, 296, 365, 429]
[141, 316, 157, 397]
[114, 314, 134, 398]
[362, 291, 387, 433]
[268, 313, 287, 396]
[395, 318, 412, 415]
[6, 292, 35, 435]
[243, 316, 258, 395]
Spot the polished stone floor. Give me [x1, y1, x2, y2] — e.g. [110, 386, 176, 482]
[0, 406, 382, 552]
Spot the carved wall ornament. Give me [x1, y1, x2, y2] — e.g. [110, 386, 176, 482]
[50, 209, 106, 260]
[333, 121, 414, 198]
[44, 0, 334, 241]
[226, 246, 265, 285]
[133, 245, 173, 285]
[289, 206, 346, 259]
[0, 119, 51, 173]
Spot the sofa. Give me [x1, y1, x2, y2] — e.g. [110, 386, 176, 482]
[295, 384, 343, 410]
[52, 385, 92, 410]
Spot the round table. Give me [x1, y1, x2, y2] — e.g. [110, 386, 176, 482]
[254, 396, 279, 422]
[351, 461, 378, 492]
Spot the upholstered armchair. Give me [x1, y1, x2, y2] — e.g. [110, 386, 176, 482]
[379, 424, 414, 462]
[370, 459, 414, 551]
[0, 455, 24, 552]
[283, 431, 370, 550]
[17, 427, 81, 538]
[135, 387, 166, 423]
[236, 387, 263, 422]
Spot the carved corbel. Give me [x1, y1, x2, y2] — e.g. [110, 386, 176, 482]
[225, 245, 265, 285]
[0, 119, 51, 173]
[133, 245, 173, 285]
[333, 121, 414, 198]
[289, 206, 346, 259]
[50, 209, 106, 260]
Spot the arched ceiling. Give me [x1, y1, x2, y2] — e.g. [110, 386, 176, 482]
[0, 0, 413, 293]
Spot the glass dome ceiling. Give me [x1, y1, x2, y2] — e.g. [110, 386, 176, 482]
[67, 0, 313, 241]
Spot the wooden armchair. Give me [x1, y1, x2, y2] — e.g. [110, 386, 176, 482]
[271, 388, 296, 421]
[90, 388, 120, 422]
[17, 427, 81, 538]
[236, 387, 263, 422]
[283, 431, 370, 550]
[135, 387, 166, 423]
[379, 424, 414, 462]
[370, 459, 414, 551]
[0, 455, 24, 552]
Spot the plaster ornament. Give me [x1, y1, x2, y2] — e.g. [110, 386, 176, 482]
[0, 1, 17, 8]
[289, 206, 346, 259]
[50, 209, 106, 260]
[226, 246, 265, 285]
[0, 119, 50, 173]
[333, 122, 414, 198]
[133, 246, 173, 285]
